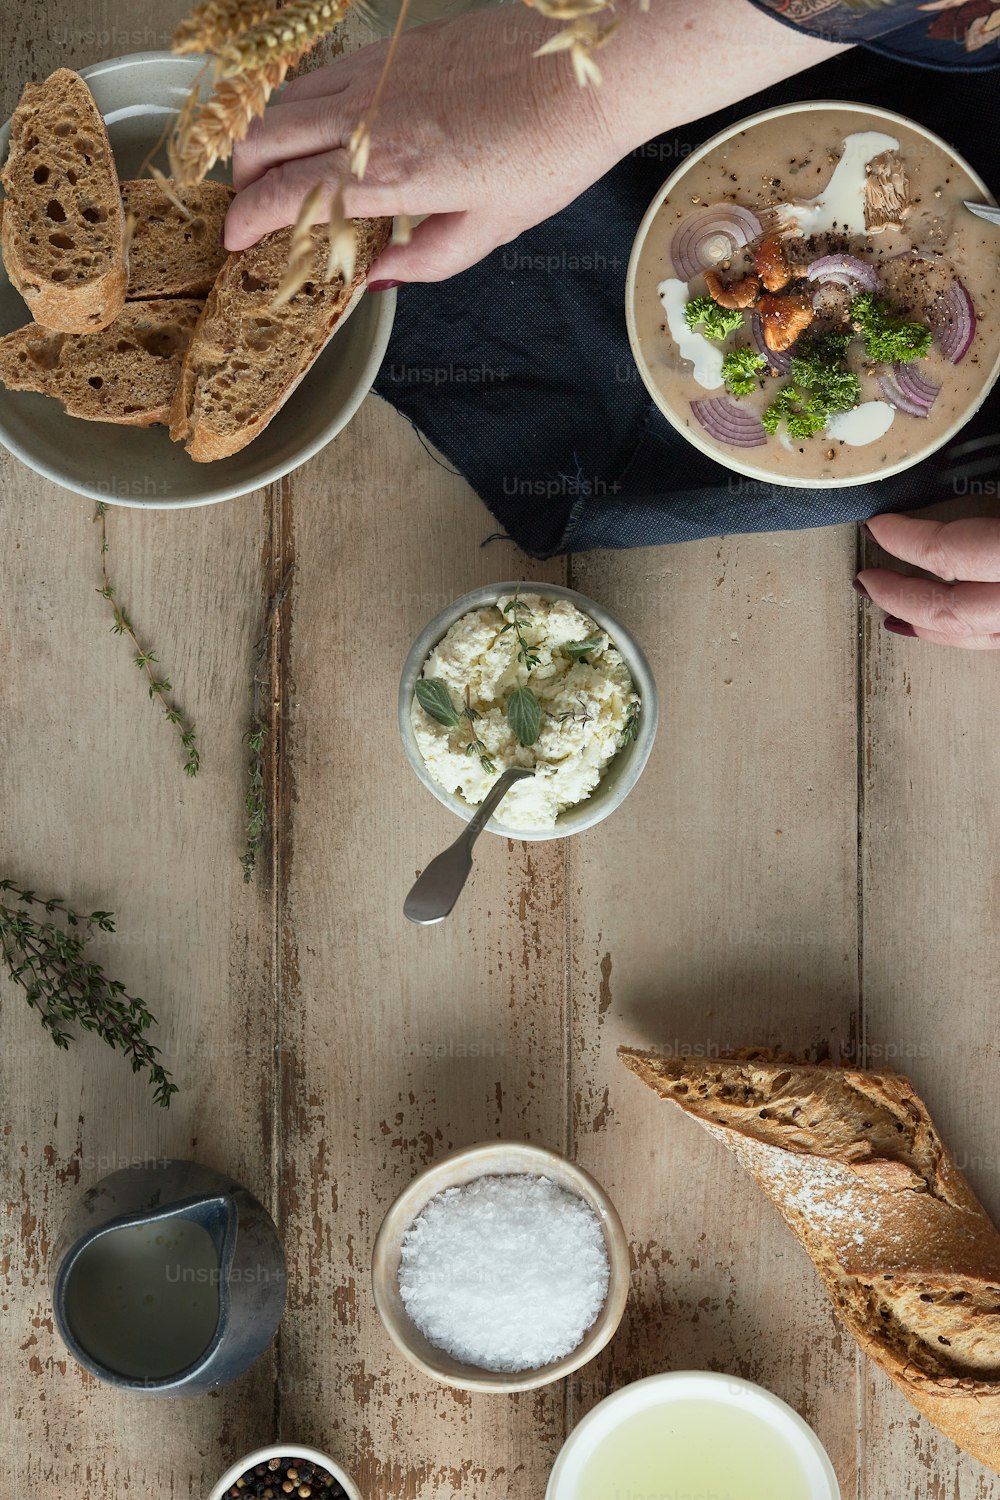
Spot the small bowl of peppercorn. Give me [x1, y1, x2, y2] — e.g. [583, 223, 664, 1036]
[209, 1445, 361, 1500]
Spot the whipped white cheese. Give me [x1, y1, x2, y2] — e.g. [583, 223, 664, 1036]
[411, 595, 640, 832]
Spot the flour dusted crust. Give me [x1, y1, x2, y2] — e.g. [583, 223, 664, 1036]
[620, 1046, 1000, 1475]
[169, 215, 392, 461]
[1, 69, 127, 332]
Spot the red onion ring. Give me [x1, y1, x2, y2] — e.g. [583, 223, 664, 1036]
[691, 397, 767, 449]
[806, 255, 882, 292]
[893, 363, 940, 410]
[750, 312, 793, 375]
[671, 204, 764, 283]
[931, 279, 976, 365]
[877, 373, 931, 418]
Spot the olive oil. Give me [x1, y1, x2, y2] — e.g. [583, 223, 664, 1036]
[571, 1398, 814, 1500]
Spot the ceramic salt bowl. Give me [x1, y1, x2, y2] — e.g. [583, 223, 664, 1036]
[371, 1140, 631, 1393]
[51, 1158, 286, 1394]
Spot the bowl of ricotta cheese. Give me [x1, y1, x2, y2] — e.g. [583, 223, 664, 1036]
[399, 583, 658, 840]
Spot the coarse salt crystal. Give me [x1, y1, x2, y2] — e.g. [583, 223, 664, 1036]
[398, 1173, 611, 1373]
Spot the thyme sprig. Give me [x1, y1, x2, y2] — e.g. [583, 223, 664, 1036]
[462, 689, 496, 775]
[549, 692, 595, 729]
[94, 504, 200, 777]
[500, 590, 541, 670]
[0, 882, 177, 1107]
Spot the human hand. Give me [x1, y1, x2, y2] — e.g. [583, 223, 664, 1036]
[856, 513, 1000, 648]
[225, 6, 620, 285]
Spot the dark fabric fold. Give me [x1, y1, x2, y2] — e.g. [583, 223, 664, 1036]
[374, 47, 998, 557]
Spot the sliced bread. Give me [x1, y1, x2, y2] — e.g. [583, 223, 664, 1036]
[0, 299, 202, 426]
[169, 215, 392, 462]
[0, 68, 127, 333]
[122, 179, 234, 299]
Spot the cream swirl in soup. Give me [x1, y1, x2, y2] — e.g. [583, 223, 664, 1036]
[630, 107, 1000, 486]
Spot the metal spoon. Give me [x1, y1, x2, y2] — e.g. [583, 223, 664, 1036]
[404, 767, 535, 925]
[964, 201, 1000, 226]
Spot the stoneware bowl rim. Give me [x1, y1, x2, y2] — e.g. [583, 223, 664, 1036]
[398, 580, 659, 841]
[208, 1442, 363, 1500]
[625, 98, 1000, 491]
[0, 51, 395, 509]
[544, 1369, 841, 1500]
[371, 1139, 631, 1394]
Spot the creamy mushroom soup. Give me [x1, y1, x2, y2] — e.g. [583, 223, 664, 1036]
[629, 105, 1000, 487]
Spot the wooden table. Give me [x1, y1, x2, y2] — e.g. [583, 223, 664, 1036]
[4, 7, 1000, 1497]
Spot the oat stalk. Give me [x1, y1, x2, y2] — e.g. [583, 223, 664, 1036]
[94, 504, 200, 777]
[534, 14, 620, 86]
[272, 181, 327, 308]
[0, 882, 177, 1108]
[348, 0, 412, 180]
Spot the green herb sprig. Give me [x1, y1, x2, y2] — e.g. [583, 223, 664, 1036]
[499, 590, 541, 670]
[722, 347, 768, 398]
[0, 882, 176, 1107]
[413, 680, 496, 771]
[622, 700, 641, 744]
[462, 688, 496, 773]
[94, 504, 199, 777]
[851, 293, 933, 365]
[565, 633, 605, 662]
[684, 297, 745, 342]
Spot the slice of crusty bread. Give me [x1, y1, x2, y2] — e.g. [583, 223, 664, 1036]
[0, 69, 127, 332]
[169, 215, 392, 462]
[122, 179, 234, 299]
[0, 299, 202, 426]
[620, 1046, 1000, 1476]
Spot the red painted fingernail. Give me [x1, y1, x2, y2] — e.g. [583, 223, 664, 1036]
[367, 279, 401, 292]
[883, 616, 917, 638]
[853, 577, 870, 600]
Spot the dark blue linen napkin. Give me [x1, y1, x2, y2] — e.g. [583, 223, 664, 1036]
[373, 47, 998, 557]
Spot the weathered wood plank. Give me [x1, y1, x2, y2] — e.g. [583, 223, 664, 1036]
[860, 495, 1000, 1500]
[274, 397, 570, 1499]
[0, 458, 276, 1494]
[569, 528, 863, 1497]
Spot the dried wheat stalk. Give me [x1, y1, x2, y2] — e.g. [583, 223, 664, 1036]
[173, 0, 278, 55]
[215, 0, 347, 78]
[170, 63, 288, 185]
[534, 14, 619, 87]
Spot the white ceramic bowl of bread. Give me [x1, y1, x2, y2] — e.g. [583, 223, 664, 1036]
[371, 1140, 631, 1394]
[0, 53, 395, 507]
[398, 581, 659, 842]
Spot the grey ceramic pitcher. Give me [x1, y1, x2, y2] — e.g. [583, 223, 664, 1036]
[51, 1158, 286, 1395]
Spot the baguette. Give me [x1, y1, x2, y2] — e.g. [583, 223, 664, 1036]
[620, 1046, 1000, 1476]
[122, 179, 233, 299]
[169, 215, 392, 462]
[0, 299, 202, 426]
[0, 69, 127, 332]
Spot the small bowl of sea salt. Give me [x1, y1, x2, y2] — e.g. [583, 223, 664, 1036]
[371, 1141, 630, 1393]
